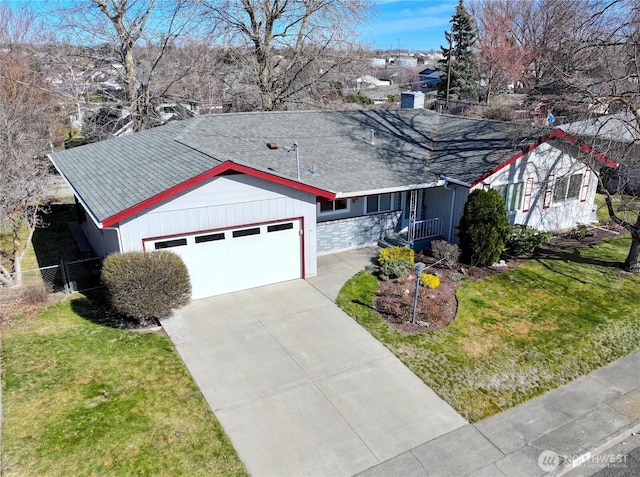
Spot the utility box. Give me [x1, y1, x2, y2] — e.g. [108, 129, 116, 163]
[401, 91, 425, 109]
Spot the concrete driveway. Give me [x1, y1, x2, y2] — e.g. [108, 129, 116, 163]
[161, 248, 466, 477]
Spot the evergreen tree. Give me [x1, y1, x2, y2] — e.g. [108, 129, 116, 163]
[437, 0, 479, 102]
[458, 189, 510, 266]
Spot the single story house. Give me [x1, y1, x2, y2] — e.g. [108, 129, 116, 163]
[417, 67, 443, 90]
[49, 102, 617, 299]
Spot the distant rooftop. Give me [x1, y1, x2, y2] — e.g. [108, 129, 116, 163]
[560, 113, 640, 143]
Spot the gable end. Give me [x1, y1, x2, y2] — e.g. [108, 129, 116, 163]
[470, 130, 618, 187]
[102, 161, 335, 228]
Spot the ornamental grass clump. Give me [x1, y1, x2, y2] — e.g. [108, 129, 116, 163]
[569, 223, 592, 240]
[101, 251, 191, 326]
[420, 273, 440, 289]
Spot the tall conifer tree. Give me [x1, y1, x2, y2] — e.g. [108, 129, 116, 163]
[438, 0, 479, 102]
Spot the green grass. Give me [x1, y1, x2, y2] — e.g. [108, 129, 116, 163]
[0, 225, 38, 273]
[2, 296, 248, 476]
[594, 193, 639, 224]
[337, 236, 640, 422]
[1, 202, 79, 275]
[2, 203, 92, 290]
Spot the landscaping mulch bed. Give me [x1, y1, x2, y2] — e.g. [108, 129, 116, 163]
[374, 222, 626, 333]
[374, 256, 521, 333]
[375, 269, 457, 332]
[539, 221, 626, 251]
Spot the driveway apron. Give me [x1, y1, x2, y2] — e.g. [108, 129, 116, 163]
[161, 251, 467, 477]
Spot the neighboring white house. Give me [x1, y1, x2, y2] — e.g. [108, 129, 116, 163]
[471, 131, 606, 232]
[358, 75, 391, 87]
[49, 105, 617, 299]
[559, 113, 640, 194]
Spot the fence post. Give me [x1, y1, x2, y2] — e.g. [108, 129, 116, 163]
[60, 259, 70, 295]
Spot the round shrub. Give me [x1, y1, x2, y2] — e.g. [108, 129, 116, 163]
[378, 246, 415, 265]
[505, 225, 552, 257]
[379, 259, 414, 281]
[430, 240, 460, 268]
[458, 189, 510, 266]
[101, 251, 191, 325]
[420, 273, 440, 289]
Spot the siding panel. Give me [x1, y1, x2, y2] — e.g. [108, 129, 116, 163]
[116, 174, 318, 276]
[475, 143, 597, 232]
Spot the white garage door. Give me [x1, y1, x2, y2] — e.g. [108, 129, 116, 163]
[145, 220, 302, 299]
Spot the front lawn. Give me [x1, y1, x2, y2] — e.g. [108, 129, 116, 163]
[337, 235, 640, 422]
[1, 296, 248, 476]
[594, 193, 639, 224]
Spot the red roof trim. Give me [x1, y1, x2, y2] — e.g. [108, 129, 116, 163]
[553, 129, 619, 169]
[102, 161, 335, 228]
[470, 129, 619, 187]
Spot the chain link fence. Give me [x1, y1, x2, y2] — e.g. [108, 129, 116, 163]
[2, 257, 102, 301]
[62, 257, 102, 293]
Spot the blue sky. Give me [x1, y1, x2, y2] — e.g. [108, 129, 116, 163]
[362, 0, 458, 52]
[11, 0, 457, 53]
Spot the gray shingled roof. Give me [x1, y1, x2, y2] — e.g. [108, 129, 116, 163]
[559, 113, 639, 143]
[429, 115, 540, 183]
[50, 121, 223, 223]
[50, 108, 548, 225]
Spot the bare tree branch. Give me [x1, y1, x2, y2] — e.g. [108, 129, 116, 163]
[199, 0, 370, 111]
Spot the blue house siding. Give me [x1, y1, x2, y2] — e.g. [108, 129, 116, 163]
[317, 211, 402, 253]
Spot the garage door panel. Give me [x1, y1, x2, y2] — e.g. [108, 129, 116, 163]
[146, 220, 302, 299]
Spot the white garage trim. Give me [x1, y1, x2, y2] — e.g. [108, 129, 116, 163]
[143, 218, 304, 299]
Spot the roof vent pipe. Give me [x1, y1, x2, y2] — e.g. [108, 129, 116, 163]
[294, 142, 300, 180]
[371, 129, 375, 145]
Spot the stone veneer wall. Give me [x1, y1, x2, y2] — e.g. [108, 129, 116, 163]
[316, 211, 402, 253]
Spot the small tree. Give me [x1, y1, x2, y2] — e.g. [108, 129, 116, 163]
[0, 3, 57, 288]
[471, 0, 526, 102]
[458, 189, 510, 266]
[101, 251, 191, 325]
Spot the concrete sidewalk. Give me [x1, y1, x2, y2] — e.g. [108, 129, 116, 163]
[357, 350, 640, 477]
[161, 246, 466, 477]
[306, 247, 381, 301]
